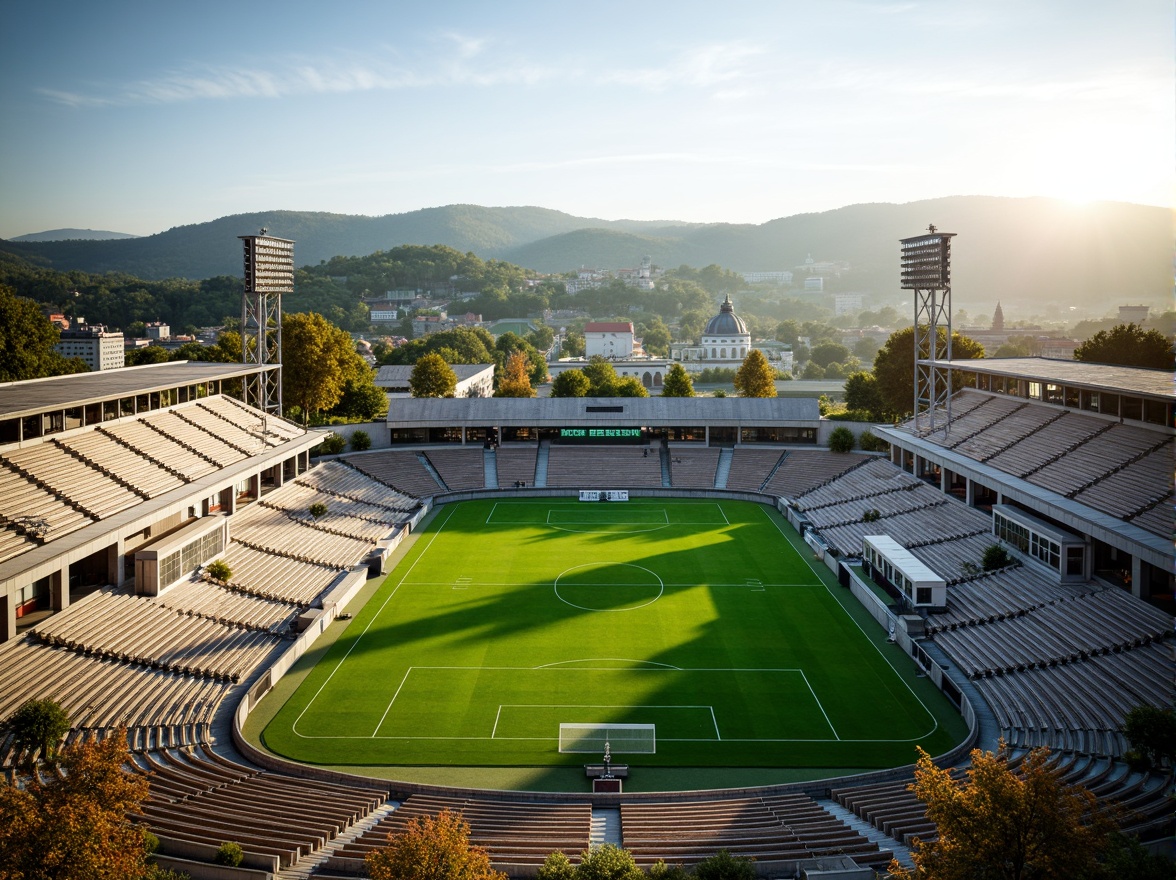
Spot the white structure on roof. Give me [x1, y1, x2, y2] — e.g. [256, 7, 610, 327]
[375, 363, 494, 399]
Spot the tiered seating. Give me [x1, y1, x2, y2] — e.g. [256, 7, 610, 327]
[296, 461, 418, 512]
[324, 793, 591, 872]
[818, 504, 990, 560]
[927, 569, 1088, 632]
[176, 404, 267, 455]
[794, 458, 922, 510]
[619, 796, 890, 867]
[230, 504, 375, 567]
[220, 543, 341, 606]
[906, 389, 993, 438]
[668, 447, 721, 488]
[1129, 496, 1174, 539]
[545, 446, 663, 488]
[347, 451, 445, 497]
[1028, 424, 1164, 497]
[199, 395, 306, 445]
[2, 442, 142, 519]
[145, 411, 249, 468]
[762, 451, 869, 498]
[724, 448, 785, 492]
[0, 525, 36, 564]
[0, 635, 231, 740]
[132, 746, 388, 870]
[910, 532, 1006, 584]
[102, 420, 217, 481]
[948, 404, 1065, 462]
[57, 432, 186, 498]
[984, 412, 1109, 477]
[1074, 439, 1174, 518]
[154, 578, 301, 633]
[495, 446, 538, 488]
[802, 483, 946, 530]
[923, 396, 1026, 449]
[32, 589, 277, 682]
[0, 464, 91, 548]
[425, 448, 486, 490]
[260, 483, 401, 542]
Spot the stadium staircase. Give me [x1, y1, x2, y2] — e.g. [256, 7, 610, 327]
[760, 450, 789, 491]
[817, 799, 912, 869]
[483, 447, 498, 489]
[591, 806, 622, 848]
[534, 440, 550, 487]
[714, 447, 733, 488]
[275, 799, 400, 880]
[659, 443, 672, 488]
[416, 452, 448, 491]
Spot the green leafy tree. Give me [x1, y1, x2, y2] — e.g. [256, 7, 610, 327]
[410, 353, 458, 398]
[694, 849, 757, 880]
[614, 377, 649, 397]
[9, 699, 70, 765]
[1121, 705, 1176, 770]
[382, 327, 496, 367]
[853, 336, 881, 361]
[314, 432, 346, 455]
[282, 312, 367, 424]
[365, 809, 506, 880]
[126, 344, 171, 366]
[0, 284, 87, 381]
[349, 430, 372, 452]
[811, 341, 851, 368]
[0, 732, 155, 880]
[526, 325, 555, 352]
[582, 356, 620, 396]
[660, 363, 695, 397]
[495, 351, 536, 398]
[574, 843, 644, 880]
[551, 370, 591, 398]
[329, 373, 389, 422]
[638, 317, 671, 356]
[495, 332, 547, 386]
[827, 426, 856, 453]
[871, 326, 985, 419]
[801, 362, 825, 380]
[890, 746, 1116, 880]
[536, 851, 576, 880]
[734, 349, 777, 398]
[1074, 323, 1173, 370]
[844, 371, 886, 419]
[562, 330, 585, 358]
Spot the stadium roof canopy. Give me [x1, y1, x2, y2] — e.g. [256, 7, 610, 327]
[387, 396, 819, 427]
[0, 362, 272, 420]
[935, 357, 1173, 401]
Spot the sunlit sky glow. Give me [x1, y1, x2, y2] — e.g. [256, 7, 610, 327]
[0, 0, 1171, 238]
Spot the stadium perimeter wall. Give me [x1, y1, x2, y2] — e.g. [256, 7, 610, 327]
[232, 489, 979, 803]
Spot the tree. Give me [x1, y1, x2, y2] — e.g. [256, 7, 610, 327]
[526, 325, 555, 352]
[0, 284, 88, 382]
[734, 349, 777, 398]
[889, 745, 1116, 880]
[551, 370, 591, 398]
[350, 430, 372, 451]
[694, 849, 757, 880]
[844, 371, 886, 420]
[495, 332, 547, 386]
[614, 377, 649, 397]
[811, 341, 851, 369]
[1121, 705, 1176, 770]
[661, 363, 695, 397]
[982, 544, 1012, 571]
[365, 809, 506, 880]
[1074, 323, 1173, 370]
[495, 351, 536, 398]
[638, 317, 671, 356]
[827, 426, 855, 453]
[9, 698, 70, 765]
[582, 356, 620, 396]
[0, 732, 155, 880]
[125, 344, 171, 366]
[329, 373, 389, 422]
[562, 330, 585, 358]
[410, 353, 458, 398]
[801, 362, 825, 380]
[536, 851, 576, 880]
[282, 312, 367, 424]
[872, 326, 985, 419]
[573, 844, 644, 880]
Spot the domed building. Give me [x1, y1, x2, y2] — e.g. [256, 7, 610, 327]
[701, 294, 751, 361]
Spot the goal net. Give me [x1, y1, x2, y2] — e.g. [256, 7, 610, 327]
[558, 723, 656, 754]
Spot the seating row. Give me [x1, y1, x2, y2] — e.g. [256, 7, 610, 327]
[762, 451, 870, 499]
[348, 451, 446, 497]
[546, 445, 664, 488]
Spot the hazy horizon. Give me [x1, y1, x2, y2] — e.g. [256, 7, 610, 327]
[2, 1, 1171, 240]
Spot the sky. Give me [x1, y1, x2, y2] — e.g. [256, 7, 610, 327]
[0, 0, 1171, 239]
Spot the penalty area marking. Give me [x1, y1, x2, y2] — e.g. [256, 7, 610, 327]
[491, 704, 722, 741]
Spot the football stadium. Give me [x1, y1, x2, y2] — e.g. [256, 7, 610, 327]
[0, 347, 1172, 874]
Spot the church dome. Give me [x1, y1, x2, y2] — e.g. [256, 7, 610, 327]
[704, 294, 748, 336]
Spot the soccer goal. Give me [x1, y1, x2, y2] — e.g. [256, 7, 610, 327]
[558, 723, 656, 754]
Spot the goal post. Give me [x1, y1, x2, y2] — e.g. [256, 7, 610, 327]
[558, 723, 655, 754]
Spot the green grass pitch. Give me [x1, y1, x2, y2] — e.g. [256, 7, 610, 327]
[262, 499, 965, 771]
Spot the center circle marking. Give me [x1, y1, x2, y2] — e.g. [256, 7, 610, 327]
[553, 563, 664, 612]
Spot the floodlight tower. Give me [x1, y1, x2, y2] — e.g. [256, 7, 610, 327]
[900, 225, 956, 433]
[239, 231, 294, 416]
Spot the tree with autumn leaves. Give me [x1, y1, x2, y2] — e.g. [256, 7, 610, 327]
[494, 351, 536, 398]
[366, 809, 505, 880]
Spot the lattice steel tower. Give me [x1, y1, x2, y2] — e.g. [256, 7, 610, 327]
[239, 231, 294, 415]
[900, 226, 956, 433]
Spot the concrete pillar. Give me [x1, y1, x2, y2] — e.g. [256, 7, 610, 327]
[940, 467, 949, 494]
[461, 427, 467, 445]
[705, 426, 710, 446]
[891, 445, 901, 466]
[51, 570, 68, 612]
[1, 590, 14, 643]
[1130, 556, 1143, 600]
[965, 478, 975, 507]
[273, 463, 285, 488]
[107, 542, 124, 585]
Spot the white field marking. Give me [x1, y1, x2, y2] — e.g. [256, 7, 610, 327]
[746, 578, 765, 591]
[718, 504, 730, 525]
[800, 670, 840, 741]
[290, 505, 457, 738]
[493, 704, 719, 740]
[491, 705, 503, 739]
[453, 577, 471, 590]
[394, 581, 817, 589]
[759, 505, 940, 740]
[372, 668, 415, 737]
[553, 562, 665, 612]
[547, 508, 669, 525]
[548, 524, 671, 535]
[485, 501, 500, 525]
[535, 658, 683, 670]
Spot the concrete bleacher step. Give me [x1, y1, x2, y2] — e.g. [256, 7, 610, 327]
[817, 798, 911, 870]
[714, 447, 733, 489]
[276, 798, 400, 880]
[590, 806, 621, 848]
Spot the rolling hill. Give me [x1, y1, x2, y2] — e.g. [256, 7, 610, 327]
[1, 198, 1168, 307]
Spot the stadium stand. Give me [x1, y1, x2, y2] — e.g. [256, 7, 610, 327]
[723, 447, 785, 491]
[495, 445, 540, 488]
[348, 450, 446, 497]
[546, 445, 663, 488]
[423, 447, 486, 491]
[667, 446, 722, 488]
[761, 450, 869, 497]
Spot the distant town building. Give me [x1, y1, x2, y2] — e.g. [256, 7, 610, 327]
[370, 308, 399, 324]
[992, 302, 1005, 331]
[55, 321, 124, 371]
[584, 322, 636, 359]
[1118, 304, 1149, 324]
[833, 293, 863, 316]
[145, 321, 170, 340]
[741, 271, 794, 285]
[375, 363, 495, 399]
[671, 295, 789, 372]
[804, 276, 824, 292]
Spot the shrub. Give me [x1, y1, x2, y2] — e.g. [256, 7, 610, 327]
[349, 430, 371, 451]
[313, 432, 346, 456]
[827, 426, 855, 453]
[859, 429, 889, 452]
[862, 509, 882, 523]
[712, 389, 727, 398]
[308, 502, 329, 519]
[142, 830, 160, 854]
[536, 851, 576, 880]
[981, 544, 1012, 571]
[214, 842, 244, 867]
[204, 559, 232, 583]
[694, 849, 757, 880]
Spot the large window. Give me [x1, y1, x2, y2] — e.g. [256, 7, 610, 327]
[993, 505, 1085, 582]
